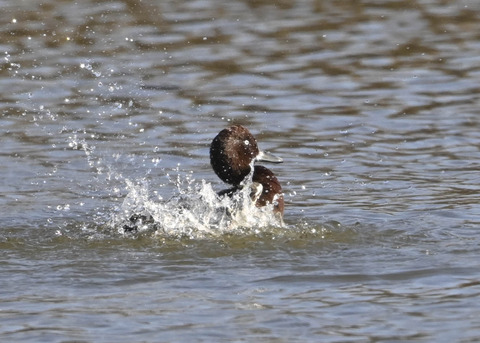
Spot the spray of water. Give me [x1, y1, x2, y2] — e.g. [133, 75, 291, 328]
[112, 171, 286, 239]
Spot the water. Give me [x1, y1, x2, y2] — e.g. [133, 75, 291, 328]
[2, 0, 480, 341]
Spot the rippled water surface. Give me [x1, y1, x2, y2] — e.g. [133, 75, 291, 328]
[2, 0, 480, 342]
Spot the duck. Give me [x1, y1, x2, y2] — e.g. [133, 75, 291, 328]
[123, 125, 284, 233]
[210, 125, 284, 216]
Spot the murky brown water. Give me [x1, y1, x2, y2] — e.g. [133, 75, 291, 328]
[2, 0, 480, 342]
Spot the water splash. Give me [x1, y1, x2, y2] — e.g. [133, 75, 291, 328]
[62, 133, 333, 242]
[111, 173, 286, 239]
[80, 62, 102, 78]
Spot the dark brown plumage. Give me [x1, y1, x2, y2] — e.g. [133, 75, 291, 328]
[210, 125, 284, 216]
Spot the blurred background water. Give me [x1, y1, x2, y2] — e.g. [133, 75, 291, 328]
[1, 0, 480, 342]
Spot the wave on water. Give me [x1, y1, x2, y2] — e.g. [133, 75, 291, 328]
[110, 172, 287, 239]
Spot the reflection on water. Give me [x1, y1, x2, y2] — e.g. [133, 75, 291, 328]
[1, 0, 480, 342]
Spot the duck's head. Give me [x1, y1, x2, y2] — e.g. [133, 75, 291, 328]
[210, 125, 282, 186]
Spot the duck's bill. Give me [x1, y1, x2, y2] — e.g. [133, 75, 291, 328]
[257, 150, 283, 163]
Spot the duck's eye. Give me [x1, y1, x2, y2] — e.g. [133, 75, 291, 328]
[244, 140, 250, 146]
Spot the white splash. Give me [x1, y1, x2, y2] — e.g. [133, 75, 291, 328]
[112, 173, 285, 239]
